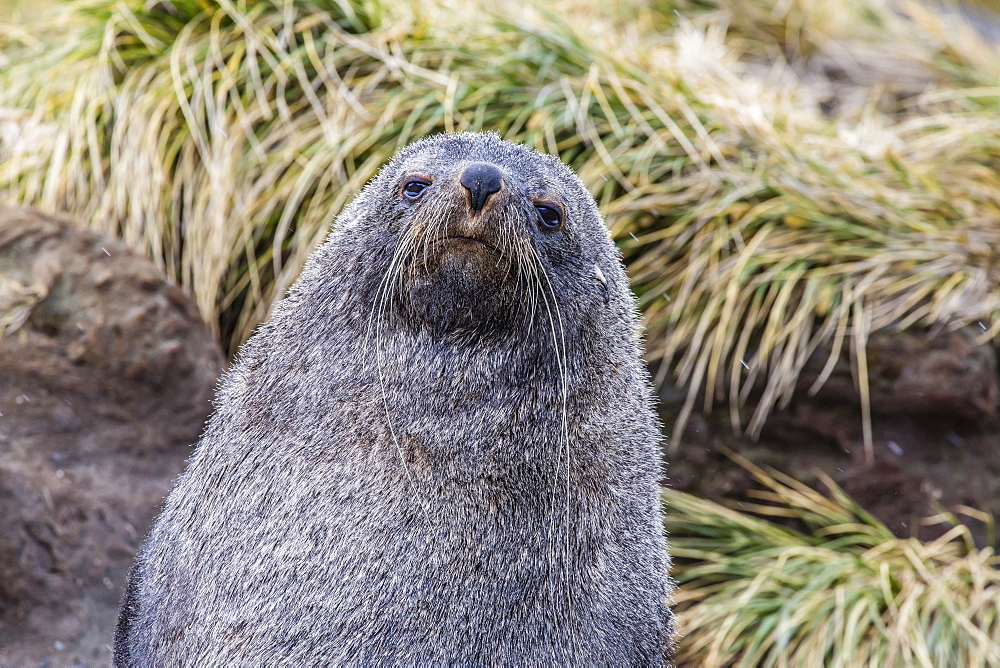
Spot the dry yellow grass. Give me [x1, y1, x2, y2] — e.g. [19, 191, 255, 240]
[0, 0, 54, 23]
[0, 0, 998, 452]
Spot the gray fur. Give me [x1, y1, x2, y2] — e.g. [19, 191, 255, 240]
[115, 132, 675, 665]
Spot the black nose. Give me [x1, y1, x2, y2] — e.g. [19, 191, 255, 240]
[459, 163, 503, 213]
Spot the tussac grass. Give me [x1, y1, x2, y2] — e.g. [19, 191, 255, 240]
[1, 0, 999, 448]
[665, 453, 1000, 667]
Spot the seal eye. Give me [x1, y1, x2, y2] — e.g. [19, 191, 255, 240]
[534, 203, 563, 232]
[402, 178, 430, 201]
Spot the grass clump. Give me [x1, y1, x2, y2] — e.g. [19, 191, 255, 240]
[665, 454, 1000, 666]
[1, 0, 999, 444]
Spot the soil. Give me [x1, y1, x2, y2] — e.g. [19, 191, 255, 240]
[665, 408, 1000, 548]
[0, 207, 223, 666]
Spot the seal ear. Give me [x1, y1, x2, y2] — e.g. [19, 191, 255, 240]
[594, 264, 611, 304]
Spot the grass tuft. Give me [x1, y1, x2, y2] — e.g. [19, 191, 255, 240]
[666, 451, 1000, 666]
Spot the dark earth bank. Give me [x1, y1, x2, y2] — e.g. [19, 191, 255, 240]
[0, 207, 223, 666]
[661, 325, 1000, 548]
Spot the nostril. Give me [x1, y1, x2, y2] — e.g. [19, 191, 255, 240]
[459, 163, 503, 213]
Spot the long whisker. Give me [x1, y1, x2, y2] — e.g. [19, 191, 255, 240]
[516, 235, 542, 333]
[368, 223, 435, 531]
[525, 242, 573, 655]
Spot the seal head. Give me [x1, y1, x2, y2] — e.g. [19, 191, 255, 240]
[349, 132, 619, 350]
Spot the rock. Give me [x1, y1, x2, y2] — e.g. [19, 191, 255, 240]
[0, 206, 224, 665]
[798, 327, 998, 422]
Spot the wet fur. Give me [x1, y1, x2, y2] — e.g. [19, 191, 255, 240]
[115, 132, 675, 665]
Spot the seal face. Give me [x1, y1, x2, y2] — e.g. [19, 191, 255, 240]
[369, 134, 600, 346]
[114, 132, 675, 666]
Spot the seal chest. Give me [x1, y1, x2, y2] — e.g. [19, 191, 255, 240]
[114, 132, 675, 665]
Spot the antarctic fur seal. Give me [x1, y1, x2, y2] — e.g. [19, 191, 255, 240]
[114, 132, 674, 665]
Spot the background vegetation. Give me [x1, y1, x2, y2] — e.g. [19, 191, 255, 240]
[665, 453, 1000, 666]
[2, 0, 999, 446]
[1, 0, 999, 664]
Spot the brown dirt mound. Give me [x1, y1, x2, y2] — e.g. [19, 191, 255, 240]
[0, 206, 224, 666]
